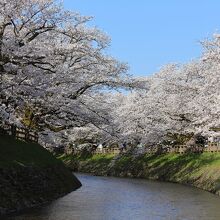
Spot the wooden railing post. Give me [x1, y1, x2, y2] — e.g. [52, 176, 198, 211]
[4, 124, 39, 144]
[25, 128, 29, 142]
[11, 125, 16, 137]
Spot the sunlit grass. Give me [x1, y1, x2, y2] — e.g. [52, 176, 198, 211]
[61, 151, 220, 193]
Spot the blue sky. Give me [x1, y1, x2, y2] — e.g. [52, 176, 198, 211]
[64, 0, 220, 76]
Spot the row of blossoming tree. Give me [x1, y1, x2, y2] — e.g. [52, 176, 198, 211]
[0, 0, 141, 147]
[112, 38, 220, 147]
[0, 0, 219, 149]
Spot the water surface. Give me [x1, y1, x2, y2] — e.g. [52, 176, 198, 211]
[9, 173, 220, 220]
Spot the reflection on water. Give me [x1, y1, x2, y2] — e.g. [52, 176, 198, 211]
[8, 173, 220, 220]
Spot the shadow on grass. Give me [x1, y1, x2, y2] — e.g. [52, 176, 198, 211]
[143, 153, 220, 182]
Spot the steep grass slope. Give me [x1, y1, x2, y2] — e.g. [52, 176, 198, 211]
[60, 152, 220, 195]
[0, 135, 81, 216]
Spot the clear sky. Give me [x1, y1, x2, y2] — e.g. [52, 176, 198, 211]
[64, 0, 220, 76]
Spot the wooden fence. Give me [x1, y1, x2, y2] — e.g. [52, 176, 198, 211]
[162, 143, 220, 154]
[93, 143, 220, 155]
[0, 124, 38, 143]
[94, 147, 121, 155]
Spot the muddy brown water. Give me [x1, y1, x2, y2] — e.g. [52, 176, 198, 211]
[8, 173, 220, 220]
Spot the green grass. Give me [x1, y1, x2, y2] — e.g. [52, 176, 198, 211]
[59, 153, 114, 163]
[0, 135, 82, 216]
[61, 152, 220, 174]
[0, 135, 61, 168]
[142, 153, 220, 178]
[108, 153, 220, 182]
[60, 151, 220, 194]
[59, 153, 114, 172]
[88, 154, 115, 162]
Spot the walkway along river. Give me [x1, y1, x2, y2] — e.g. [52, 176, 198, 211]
[8, 173, 220, 220]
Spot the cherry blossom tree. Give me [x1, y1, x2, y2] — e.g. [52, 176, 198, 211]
[0, 0, 219, 149]
[113, 39, 220, 146]
[0, 0, 137, 133]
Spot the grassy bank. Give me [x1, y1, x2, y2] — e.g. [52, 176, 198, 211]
[0, 135, 61, 168]
[0, 135, 81, 216]
[60, 152, 220, 195]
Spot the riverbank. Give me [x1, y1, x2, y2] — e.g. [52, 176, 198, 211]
[60, 152, 220, 195]
[0, 135, 81, 216]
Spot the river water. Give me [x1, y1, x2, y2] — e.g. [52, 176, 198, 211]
[8, 173, 220, 220]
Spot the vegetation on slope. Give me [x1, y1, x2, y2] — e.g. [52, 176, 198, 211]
[0, 135, 61, 168]
[60, 152, 220, 195]
[0, 135, 81, 216]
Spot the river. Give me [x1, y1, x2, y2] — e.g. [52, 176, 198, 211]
[8, 173, 220, 220]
